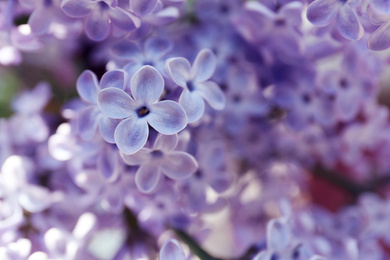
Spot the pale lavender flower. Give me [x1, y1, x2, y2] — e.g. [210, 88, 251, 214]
[76, 69, 128, 143]
[110, 37, 172, 76]
[61, 0, 140, 41]
[121, 134, 197, 193]
[306, 0, 364, 40]
[98, 65, 187, 155]
[164, 49, 225, 123]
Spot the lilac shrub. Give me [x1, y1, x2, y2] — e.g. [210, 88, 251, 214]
[4, 0, 390, 259]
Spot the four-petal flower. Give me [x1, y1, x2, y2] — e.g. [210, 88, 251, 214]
[98, 65, 187, 154]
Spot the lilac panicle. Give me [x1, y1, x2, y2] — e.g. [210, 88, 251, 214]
[98, 65, 187, 154]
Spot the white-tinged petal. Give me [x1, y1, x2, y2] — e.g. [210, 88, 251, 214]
[114, 117, 148, 154]
[135, 162, 160, 193]
[131, 65, 164, 103]
[191, 49, 216, 82]
[159, 239, 186, 260]
[197, 81, 226, 110]
[160, 151, 197, 179]
[148, 101, 187, 135]
[179, 89, 205, 123]
[98, 88, 136, 119]
[77, 70, 99, 103]
[154, 134, 178, 151]
[164, 57, 191, 88]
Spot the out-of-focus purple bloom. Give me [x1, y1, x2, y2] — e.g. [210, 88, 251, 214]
[110, 37, 172, 76]
[306, 0, 364, 40]
[9, 82, 50, 145]
[121, 134, 197, 193]
[98, 65, 187, 154]
[164, 49, 225, 123]
[61, 0, 141, 41]
[180, 141, 232, 212]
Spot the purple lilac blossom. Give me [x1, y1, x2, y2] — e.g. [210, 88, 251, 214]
[98, 65, 187, 154]
[61, 0, 140, 41]
[164, 49, 226, 123]
[121, 134, 197, 193]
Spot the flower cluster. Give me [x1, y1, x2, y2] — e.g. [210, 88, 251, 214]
[2, 0, 390, 259]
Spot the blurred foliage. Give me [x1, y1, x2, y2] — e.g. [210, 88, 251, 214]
[0, 70, 20, 118]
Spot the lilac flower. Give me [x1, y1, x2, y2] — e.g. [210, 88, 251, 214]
[61, 0, 140, 41]
[164, 49, 226, 123]
[9, 82, 51, 145]
[180, 141, 232, 212]
[121, 134, 197, 193]
[159, 239, 186, 260]
[20, 0, 64, 35]
[76, 69, 128, 143]
[43, 212, 96, 259]
[306, 0, 364, 40]
[0, 156, 62, 231]
[98, 65, 187, 155]
[110, 37, 172, 76]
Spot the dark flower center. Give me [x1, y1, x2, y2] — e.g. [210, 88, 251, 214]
[136, 106, 150, 117]
[44, 0, 52, 7]
[219, 4, 230, 14]
[339, 78, 348, 88]
[151, 150, 163, 158]
[143, 60, 154, 66]
[187, 81, 195, 92]
[302, 94, 311, 103]
[275, 18, 286, 26]
[98, 1, 109, 10]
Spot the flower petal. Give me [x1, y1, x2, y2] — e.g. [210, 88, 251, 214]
[179, 89, 205, 123]
[114, 117, 148, 154]
[130, 65, 164, 103]
[77, 70, 99, 103]
[306, 0, 338, 26]
[135, 162, 160, 193]
[131, 0, 158, 16]
[120, 148, 151, 165]
[97, 146, 119, 182]
[28, 7, 51, 34]
[197, 81, 226, 110]
[61, 0, 92, 18]
[267, 218, 291, 253]
[368, 21, 390, 51]
[108, 7, 140, 32]
[98, 116, 120, 143]
[154, 134, 178, 151]
[100, 69, 129, 90]
[337, 5, 364, 40]
[85, 10, 110, 41]
[148, 101, 187, 135]
[164, 57, 191, 88]
[160, 151, 197, 179]
[159, 239, 186, 260]
[77, 106, 100, 140]
[371, 0, 390, 13]
[98, 88, 136, 119]
[19, 185, 53, 213]
[191, 49, 216, 82]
